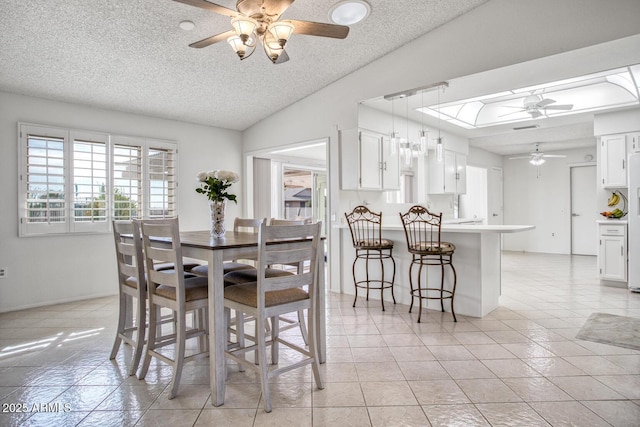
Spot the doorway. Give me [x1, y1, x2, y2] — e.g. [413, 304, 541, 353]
[571, 164, 597, 255]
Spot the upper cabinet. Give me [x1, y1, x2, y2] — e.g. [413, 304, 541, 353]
[600, 134, 627, 188]
[428, 150, 466, 194]
[340, 129, 400, 191]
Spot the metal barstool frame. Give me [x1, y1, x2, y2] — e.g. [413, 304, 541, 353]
[345, 205, 396, 311]
[400, 205, 457, 323]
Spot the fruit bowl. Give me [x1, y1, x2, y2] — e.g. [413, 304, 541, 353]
[601, 191, 627, 218]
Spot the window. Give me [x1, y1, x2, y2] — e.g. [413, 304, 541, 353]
[19, 123, 177, 236]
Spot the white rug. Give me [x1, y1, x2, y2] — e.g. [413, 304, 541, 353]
[576, 313, 640, 351]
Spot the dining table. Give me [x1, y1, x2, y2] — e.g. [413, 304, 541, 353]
[177, 230, 326, 406]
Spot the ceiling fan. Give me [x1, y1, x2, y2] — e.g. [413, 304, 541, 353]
[173, 0, 350, 64]
[508, 144, 566, 166]
[502, 94, 574, 119]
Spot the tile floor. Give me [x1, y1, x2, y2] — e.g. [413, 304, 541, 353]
[1, 252, 640, 426]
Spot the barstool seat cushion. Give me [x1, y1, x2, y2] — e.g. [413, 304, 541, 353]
[223, 268, 293, 287]
[355, 238, 394, 250]
[190, 262, 254, 277]
[410, 241, 456, 254]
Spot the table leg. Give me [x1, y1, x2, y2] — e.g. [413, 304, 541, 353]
[317, 250, 326, 363]
[208, 250, 226, 406]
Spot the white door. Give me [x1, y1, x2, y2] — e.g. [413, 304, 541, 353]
[487, 167, 503, 225]
[571, 165, 598, 255]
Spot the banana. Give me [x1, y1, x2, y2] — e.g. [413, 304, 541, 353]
[608, 192, 620, 207]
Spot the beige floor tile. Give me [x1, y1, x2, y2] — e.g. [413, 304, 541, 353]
[96, 383, 166, 411]
[476, 402, 551, 426]
[529, 401, 610, 427]
[397, 361, 450, 381]
[149, 384, 210, 410]
[582, 399, 640, 427]
[440, 360, 496, 380]
[562, 355, 630, 375]
[312, 382, 365, 407]
[360, 381, 417, 406]
[381, 334, 423, 347]
[77, 410, 143, 426]
[422, 403, 490, 427]
[593, 375, 640, 399]
[548, 376, 625, 400]
[194, 408, 256, 427]
[502, 377, 572, 402]
[367, 406, 429, 427]
[204, 382, 261, 409]
[417, 333, 460, 346]
[482, 358, 542, 378]
[451, 331, 496, 345]
[355, 362, 404, 382]
[347, 335, 386, 348]
[426, 345, 475, 360]
[388, 346, 435, 362]
[483, 330, 530, 344]
[409, 380, 470, 405]
[464, 344, 517, 360]
[351, 347, 395, 363]
[258, 382, 312, 409]
[135, 408, 201, 426]
[456, 379, 522, 403]
[500, 342, 557, 358]
[319, 363, 359, 382]
[312, 407, 371, 426]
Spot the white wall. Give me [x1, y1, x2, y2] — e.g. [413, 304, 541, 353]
[502, 146, 597, 254]
[0, 91, 243, 312]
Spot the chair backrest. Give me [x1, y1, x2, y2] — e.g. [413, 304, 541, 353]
[234, 217, 265, 232]
[139, 218, 187, 302]
[399, 205, 443, 253]
[256, 222, 321, 297]
[344, 206, 383, 248]
[112, 220, 146, 295]
[269, 218, 312, 225]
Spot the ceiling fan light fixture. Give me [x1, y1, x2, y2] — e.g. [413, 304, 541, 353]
[268, 21, 295, 48]
[231, 16, 258, 44]
[263, 32, 285, 63]
[529, 157, 545, 166]
[329, 0, 371, 25]
[227, 35, 249, 59]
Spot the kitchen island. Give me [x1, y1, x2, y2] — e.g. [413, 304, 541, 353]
[339, 223, 535, 318]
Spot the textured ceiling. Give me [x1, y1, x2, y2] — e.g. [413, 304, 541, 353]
[0, 0, 487, 130]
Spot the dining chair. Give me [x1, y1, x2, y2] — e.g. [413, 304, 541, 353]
[399, 205, 457, 323]
[137, 217, 210, 399]
[223, 222, 324, 412]
[189, 217, 266, 277]
[345, 205, 396, 311]
[110, 220, 147, 376]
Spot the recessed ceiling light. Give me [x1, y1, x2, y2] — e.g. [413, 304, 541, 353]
[179, 20, 195, 31]
[329, 1, 371, 26]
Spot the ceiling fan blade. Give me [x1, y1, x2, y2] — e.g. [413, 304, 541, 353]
[288, 20, 349, 39]
[508, 156, 530, 160]
[263, 0, 295, 17]
[189, 29, 235, 48]
[275, 49, 290, 64]
[529, 110, 543, 119]
[173, 0, 237, 17]
[543, 104, 574, 110]
[542, 154, 567, 158]
[535, 98, 556, 108]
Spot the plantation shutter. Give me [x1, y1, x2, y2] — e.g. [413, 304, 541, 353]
[147, 141, 177, 219]
[112, 136, 143, 221]
[19, 125, 68, 236]
[71, 131, 110, 233]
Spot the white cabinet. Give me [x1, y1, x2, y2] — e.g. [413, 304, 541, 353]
[600, 134, 627, 188]
[629, 132, 640, 153]
[598, 222, 627, 282]
[428, 150, 466, 194]
[340, 129, 400, 191]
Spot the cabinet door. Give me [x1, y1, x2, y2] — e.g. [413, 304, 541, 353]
[600, 135, 627, 188]
[443, 150, 457, 193]
[455, 154, 467, 194]
[629, 132, 640, 153]
[381, 136, 400, 190]
[359, 131, 382, 189]
[599, 235, 626, 281]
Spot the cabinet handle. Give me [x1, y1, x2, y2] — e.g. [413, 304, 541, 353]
[383, 161, 387, 171]
[622, 246, 624, 256]
[623, 159, 625, 169]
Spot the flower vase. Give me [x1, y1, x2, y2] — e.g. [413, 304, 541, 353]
[209, 200, 227, 238]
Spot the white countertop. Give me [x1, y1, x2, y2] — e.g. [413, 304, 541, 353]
[336, 223, 535, 234]
[596, 219, 627, 224]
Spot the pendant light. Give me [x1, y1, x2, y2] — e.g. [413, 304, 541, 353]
[404, 96, 412, 166]
[390, 98, 399, 154]
[418, 90, 428, 156]
[436, 86, 444, 162]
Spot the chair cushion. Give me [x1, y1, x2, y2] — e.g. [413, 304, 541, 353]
[224, 282, 309, 308]
[355, 238, 394, 249]
[154, 276, 209, 302]
[154, 261, 202, 272]
[190, 262, 254, 277]
[223, 268, 293, 287]
[410, 241, 456, 254]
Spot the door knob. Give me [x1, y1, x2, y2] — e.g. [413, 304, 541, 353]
[572, 213, 580, 217]
[492, 213, 498, 217]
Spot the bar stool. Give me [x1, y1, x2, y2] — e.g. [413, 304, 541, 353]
[399, 205, 457, 323]
[344, 205, 396, 311]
